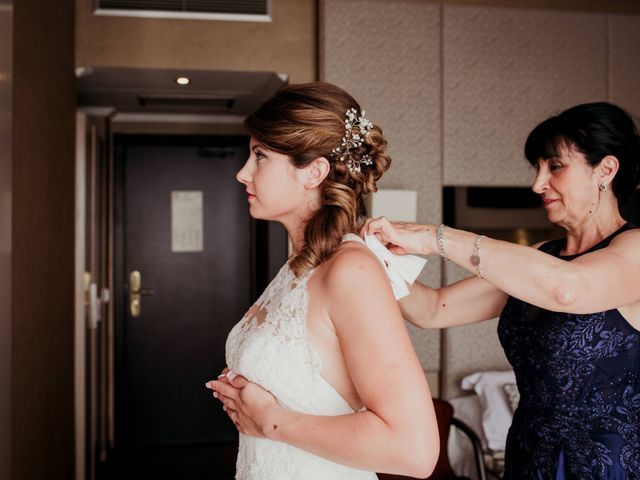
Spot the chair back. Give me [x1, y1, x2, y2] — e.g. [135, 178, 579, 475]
[428, 398, 457, 479]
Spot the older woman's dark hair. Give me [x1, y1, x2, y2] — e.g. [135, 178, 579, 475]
[524, 102, 640, 206]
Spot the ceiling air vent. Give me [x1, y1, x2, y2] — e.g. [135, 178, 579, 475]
[95, 0, 270, 21]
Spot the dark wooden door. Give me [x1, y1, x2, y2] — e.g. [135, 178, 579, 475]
[105, 135, 285, 479]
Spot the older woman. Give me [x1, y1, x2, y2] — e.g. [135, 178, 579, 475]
[364, 102, 640, 480]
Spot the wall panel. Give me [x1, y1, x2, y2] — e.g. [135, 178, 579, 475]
[439, 0, 640, 14]
[443, 6, 608, 186]
[608, 15, 640, 117]
[322, 0, 443, 372]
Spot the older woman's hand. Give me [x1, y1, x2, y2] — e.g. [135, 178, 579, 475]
[362, 217, 437, 256]
[206, 370, 280, 438]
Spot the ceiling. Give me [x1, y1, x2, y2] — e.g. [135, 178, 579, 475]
[76, 66, 286, 120]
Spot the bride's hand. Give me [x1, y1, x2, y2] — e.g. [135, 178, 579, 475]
[361, 217, 437, 256]
[207, 371, 280, 438]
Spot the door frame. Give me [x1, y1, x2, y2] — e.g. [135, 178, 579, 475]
[74, 111, 87, 480]
[76, 111, 114, 480]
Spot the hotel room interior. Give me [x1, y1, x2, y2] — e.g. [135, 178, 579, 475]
[1, 0, 639, 479]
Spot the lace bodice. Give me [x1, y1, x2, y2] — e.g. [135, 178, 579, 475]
[225, 236, 377, 479]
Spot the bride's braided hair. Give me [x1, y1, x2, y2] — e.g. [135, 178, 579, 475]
[244, 82, 391, 276]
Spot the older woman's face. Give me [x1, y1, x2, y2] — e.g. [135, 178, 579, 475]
[531, 145, 601, 227]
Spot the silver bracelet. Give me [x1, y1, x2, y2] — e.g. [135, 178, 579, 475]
[470, 234, 485, 279]
[437, 224, 448, 261]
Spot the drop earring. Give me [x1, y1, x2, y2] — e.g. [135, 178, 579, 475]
[599, 182, 608, 192]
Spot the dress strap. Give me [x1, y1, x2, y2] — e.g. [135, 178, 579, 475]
[547, 221, 639, 259]
[342, 233, 365, 245]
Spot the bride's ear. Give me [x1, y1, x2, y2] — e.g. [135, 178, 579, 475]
[303, 157, 330, 189]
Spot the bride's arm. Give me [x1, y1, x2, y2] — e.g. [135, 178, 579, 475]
[210, 246, 439, 477]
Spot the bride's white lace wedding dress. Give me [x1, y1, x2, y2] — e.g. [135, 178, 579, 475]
[225, 235, 378, 480]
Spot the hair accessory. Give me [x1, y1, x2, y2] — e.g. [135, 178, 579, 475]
[331, 107, 374, 173]
[599, 182, 608, 192]
[437, 224, 448, 261]
[470, 234, 486, 279]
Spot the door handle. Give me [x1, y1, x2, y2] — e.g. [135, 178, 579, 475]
[129, 270, 154, 317]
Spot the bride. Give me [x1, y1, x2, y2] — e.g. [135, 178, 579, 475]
[205, 82, 439, 479]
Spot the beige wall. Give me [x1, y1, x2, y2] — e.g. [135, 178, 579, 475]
[609, 15, 640, 116]
[442, 6, 608, 186]
[0, 3, 12, 479]
[321, 0, 640, 396]
[322, 0, 444, 375]
[439, 0, 640, 14]
[76, 0, 318, 83]
[440, 6, 640, 186]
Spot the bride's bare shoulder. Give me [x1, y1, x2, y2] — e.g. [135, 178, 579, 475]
[313, 240, 390, 299]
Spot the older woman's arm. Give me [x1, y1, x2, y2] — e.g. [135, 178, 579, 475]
[366, 217, 640, 318]
[433, 227, 640, 316]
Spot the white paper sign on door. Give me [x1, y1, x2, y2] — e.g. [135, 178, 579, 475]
[171, 191, 203, 252]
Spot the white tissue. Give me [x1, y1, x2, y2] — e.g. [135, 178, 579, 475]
[363, 234, 427, 300]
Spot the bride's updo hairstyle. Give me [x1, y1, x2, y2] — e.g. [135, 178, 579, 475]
[244, 82, 391, 276]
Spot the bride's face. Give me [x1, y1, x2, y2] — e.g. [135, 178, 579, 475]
[236, 137, 306, 222]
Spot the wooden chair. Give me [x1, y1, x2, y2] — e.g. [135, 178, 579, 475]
[378, 398, 487, 480]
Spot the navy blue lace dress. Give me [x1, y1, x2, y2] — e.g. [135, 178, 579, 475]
[498, 223, 640, 480]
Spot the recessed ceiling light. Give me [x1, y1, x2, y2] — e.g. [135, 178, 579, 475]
[176, 77, 190, 85]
